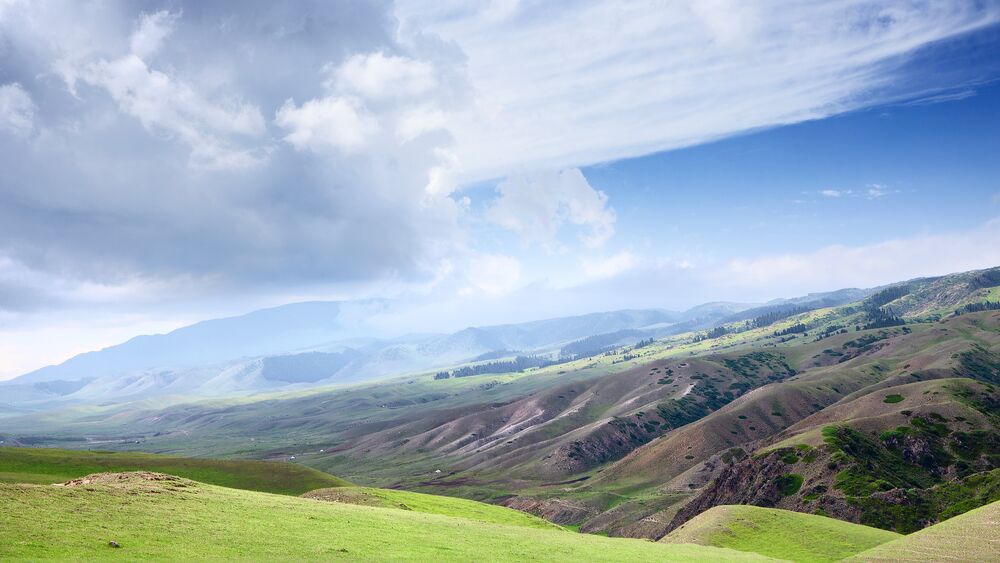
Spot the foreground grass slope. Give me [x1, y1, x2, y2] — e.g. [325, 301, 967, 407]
[844, 499, 1000, 562]
[302, 486, 559, 530]
[0, 447, 349, 495]
[0, 472, 773, 562]
[660, 505, 899, 562]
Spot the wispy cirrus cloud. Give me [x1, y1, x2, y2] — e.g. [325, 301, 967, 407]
[399, 0, 1000, 185]
[817, 184, 899, 199]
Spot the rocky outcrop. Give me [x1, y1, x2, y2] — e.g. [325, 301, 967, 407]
[664, 451, 792, 534]
[498, 496, 597, 525]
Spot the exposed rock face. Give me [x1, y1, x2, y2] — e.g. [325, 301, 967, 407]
[60, 471, 186, 487]
[881, 433, 945, 475]
[580, 492, 693, 539]
[664, 452, 791, 535]
[498, 496, 597, 525]
[548, 414, 663, 474]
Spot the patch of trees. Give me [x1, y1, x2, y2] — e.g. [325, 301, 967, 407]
[633, 337, 656, 349]
[863, 306, 905, 330]
[693, 325, 731, 342]
[750, 305, 811, 329]
[560, 329, 643, 358]
[970, 268, 1000, 289]
[774, 323, 807, 336]
[955, 301, 1000, 315]
[866, 285, 910, 308]
[435, 355, 557, 379]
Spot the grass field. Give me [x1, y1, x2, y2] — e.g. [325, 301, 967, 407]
[0, 472, 775, 562]
[660, 505, 900, 562]
[0, 447, 349, 495]
[845, 499, 1000, 562]
[303, 486, 561, 529]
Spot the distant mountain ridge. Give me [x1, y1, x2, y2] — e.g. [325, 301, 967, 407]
[0, 282, 937, 412]
[1, 304, 734, 412]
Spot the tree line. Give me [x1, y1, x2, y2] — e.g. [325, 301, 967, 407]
[434, 355, 558, 379]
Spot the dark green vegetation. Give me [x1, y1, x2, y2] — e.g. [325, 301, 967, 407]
[435, 354, 558, 379]
[3, 266, 1000, 549]
[0, 447, 349, 494]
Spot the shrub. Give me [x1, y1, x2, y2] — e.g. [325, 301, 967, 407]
[775, 474, 804, 496]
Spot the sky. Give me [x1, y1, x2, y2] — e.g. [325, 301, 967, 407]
[1, 0, 999, 379]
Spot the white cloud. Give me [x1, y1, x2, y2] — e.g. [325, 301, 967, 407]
[463, 254, 522, 296]
[0, 82, 35, 136]
[396, 105, 447, 143]
[331, 51, 437, 100]
[68, 12, 267, 170]
[865, 183, 896, 198]
[581, 251, 639, 279]
[275, 96, 378, 153]
[397, 1, 1000, 184]
[129, 10, 178, 59]
[487, 169, 615, 250]
[719, 219, 1000, 294]
[817, 185, 898, 200]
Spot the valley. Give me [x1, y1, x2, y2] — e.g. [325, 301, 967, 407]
[2, 267, 999, 559]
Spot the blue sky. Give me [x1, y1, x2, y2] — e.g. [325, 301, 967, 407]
[587, 76, 1000, 256]
[1, 1, 999, 377]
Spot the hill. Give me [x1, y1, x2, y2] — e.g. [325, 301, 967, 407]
[844, 499, 1000, 562]
[302, 486, 560, 530]
[3, 266, 999, 541]
[0, 447, 349, 495]
[660, 505, 899, 562]
[0, 471, 773, 562]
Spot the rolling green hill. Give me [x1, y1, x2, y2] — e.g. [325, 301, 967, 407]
[0, 471, 774, 562]
[844, 499, 1000, 562]
[302, 486, 560, 530]
[660, 505, 899, 562]
[0, 447, 349, 495]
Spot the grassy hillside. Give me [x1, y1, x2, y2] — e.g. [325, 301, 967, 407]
[0, 447, 349, 495]
[660, 505, 899, 562]
[844, 499, 1000, 562]
[3, 268, 998, 539]
[0, 472, 774, 562]
[303, 486, 560, 530]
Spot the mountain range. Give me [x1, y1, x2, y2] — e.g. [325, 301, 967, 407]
[2, 266, 998, 549]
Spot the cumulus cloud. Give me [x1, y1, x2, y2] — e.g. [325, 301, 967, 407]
[71, 12, 267, 170]
[487, 169, 615, 250]
[0, 83, 35, 136]
[0, 1, 463, 302]
[331, 51, 438, 100]
[275, 96, 377, 153]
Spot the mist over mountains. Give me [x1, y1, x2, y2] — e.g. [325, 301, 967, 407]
[1, 285, 877, 414]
